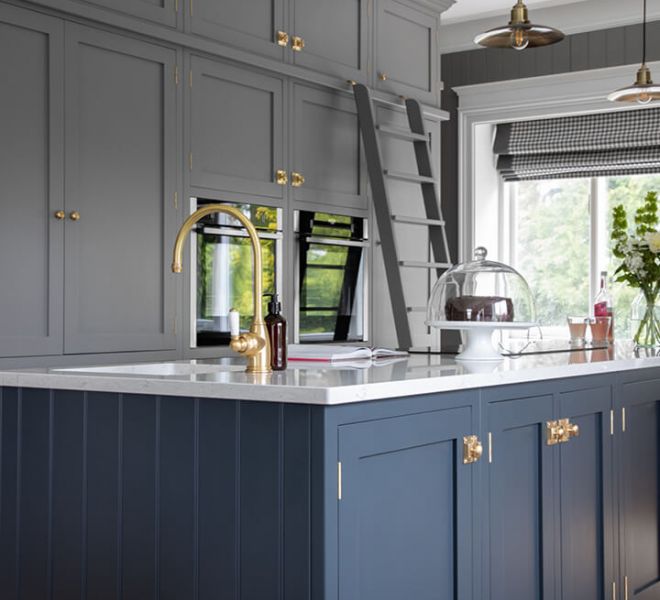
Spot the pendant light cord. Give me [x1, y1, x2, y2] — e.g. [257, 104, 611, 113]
[643, 0, 647, 65]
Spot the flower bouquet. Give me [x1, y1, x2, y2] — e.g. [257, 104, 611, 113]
[611, 191, 660, 347]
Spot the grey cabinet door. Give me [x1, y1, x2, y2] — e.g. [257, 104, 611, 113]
[0, 5, 64, 358]
[338, 405, 474, 600]
[189, 56, 286, 201]
[189, 0, 286, 60]
[290, 0, 368, 82]
[375, 0, 438, 105]
[31, 0, 178, 27]
[291, 84, 367, 210]
[558, 386, 615, 600]
[64, 25, 177, 354]
[619, 377, 660, 600]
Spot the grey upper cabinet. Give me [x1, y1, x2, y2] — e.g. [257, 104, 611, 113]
[290, 84, 367, 210]
[0, 5, 64, 358]
[290, 0, 368, 82]
[188, 0, 286, 60]
[63, 24, 177, 354]
[375, 0, 439, 105]
[188, 55, 286, 201]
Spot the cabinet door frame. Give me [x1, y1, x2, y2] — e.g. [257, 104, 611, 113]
[187, 0, 286, 61]
[289, 0, 369, 82]
[0, 5, 64, 358]
[63, 24, 178, 354]
[374, 0, 439, 105]
[290, 82, 368, 210]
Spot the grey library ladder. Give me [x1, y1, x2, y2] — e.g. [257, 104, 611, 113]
[352, 83, 452, 351]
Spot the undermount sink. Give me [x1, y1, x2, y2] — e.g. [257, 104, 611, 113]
[54, 362, 243, 377]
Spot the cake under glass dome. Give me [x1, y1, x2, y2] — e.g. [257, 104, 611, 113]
[426, 247, 537, 361]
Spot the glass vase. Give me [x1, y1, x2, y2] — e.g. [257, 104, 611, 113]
[631, 290, 660, 348]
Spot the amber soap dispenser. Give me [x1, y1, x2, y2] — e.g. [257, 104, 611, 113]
[264, 294, 287, 371]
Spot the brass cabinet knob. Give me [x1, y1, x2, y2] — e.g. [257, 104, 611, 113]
[54, 210, 66, 220]
[276, 169, 288, 185]
[347, 79, 357, 87]
[69, 211, 81, 221]
[566, 421, 580, 440]
[291, 36, 305, 52]
[291, 172, 305, 187]
[276, 30, 289, 47]
[463, 435, 483, 464]
[378, 72, 388, 81]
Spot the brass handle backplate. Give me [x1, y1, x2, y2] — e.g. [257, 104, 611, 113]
[276, 169, 288, 185]
[54, 210, 65, 220]
[276, 30, 289, 47]
[291, 36, 305, 51]
[291, 172, 305, 187]
[69, 211, 81, 221]
[463, 435, 483, 464]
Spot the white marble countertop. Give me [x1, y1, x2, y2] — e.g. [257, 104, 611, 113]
[0, 343, 659, 405]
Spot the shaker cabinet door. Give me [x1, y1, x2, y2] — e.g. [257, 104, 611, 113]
[63, 25, 177, 354]
[189, 56, 286, 201]
[338, 405, 474, 600]
[69, 0, 178, 27]
[189, 0, 286, 60]
[558, 386, 616, 600]
[0, 5, 64, 358]
[618, 377, 660, 600]
[375, 0, 438, 105]
[291, 84, 367, 210]
[484, 391, 557, 600]
[290, 0, 368, 82]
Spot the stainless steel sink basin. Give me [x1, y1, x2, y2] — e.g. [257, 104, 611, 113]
[54, 362, 243, 377]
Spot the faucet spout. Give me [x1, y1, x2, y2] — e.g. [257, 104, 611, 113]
[172, 204, 272, 373]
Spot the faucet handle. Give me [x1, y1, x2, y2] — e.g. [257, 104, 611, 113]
[229, 309, 240, 337]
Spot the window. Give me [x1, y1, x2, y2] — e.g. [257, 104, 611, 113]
[506, 173, 660, 339]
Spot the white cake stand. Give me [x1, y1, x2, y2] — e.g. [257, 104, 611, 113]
[427, 321, 539, 362]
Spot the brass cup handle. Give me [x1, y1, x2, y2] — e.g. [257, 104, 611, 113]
[291, 36, 305, 52]
[291, 172, 305, 187]
[54, 210, 66, 220]
[69, 211, 81, 221]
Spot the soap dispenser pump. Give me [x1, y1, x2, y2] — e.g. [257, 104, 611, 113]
[264, 293, 287, 371]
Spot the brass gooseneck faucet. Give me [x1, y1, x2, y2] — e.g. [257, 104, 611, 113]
[172, 205, 272, 374]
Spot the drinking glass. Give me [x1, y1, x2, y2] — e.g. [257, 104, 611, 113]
[589, 316, 612, 345]
[567, 316, 588, 345]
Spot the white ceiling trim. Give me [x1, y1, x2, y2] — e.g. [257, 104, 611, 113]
[439, 0, 660, 54]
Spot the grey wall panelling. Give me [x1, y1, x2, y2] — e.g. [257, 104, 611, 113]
[63, 23, 178, 354]
[290, 0, 368, 83]
[187, 0, 287, 61]
[440, 20, 660, 266]
[0, 4, 64, 358]
[375, 0, 439, 106]
[290, 83, 368, 210]
[188, 54, 286, 201]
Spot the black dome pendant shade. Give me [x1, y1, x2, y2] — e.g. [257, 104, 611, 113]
[474, 1, 565, 51]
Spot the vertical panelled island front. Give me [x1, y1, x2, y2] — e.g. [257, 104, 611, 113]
[0, 350, 659, 600]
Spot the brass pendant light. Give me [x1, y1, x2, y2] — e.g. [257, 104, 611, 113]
[474, 1, 565, 51]
[608, 0, 660, 104]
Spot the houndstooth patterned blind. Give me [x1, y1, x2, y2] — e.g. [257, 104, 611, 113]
[494, 108, 660, 181]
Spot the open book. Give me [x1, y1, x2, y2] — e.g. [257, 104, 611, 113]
[288, 344, 408, 362]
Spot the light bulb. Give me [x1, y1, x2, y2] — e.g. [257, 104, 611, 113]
[637, 92, 653, 105]
[511, 28, 529, 50]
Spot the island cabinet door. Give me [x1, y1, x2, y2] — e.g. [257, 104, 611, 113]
[338, 406, 474, 600]
[289, 0, 368, 82]
[0, 5, 64, 358]
[618, 376, 660, 600]
[63, 24, 178, 354]
[484, 391, 557, 600]
[557, 386, 616, 600]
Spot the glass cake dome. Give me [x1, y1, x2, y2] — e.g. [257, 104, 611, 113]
[426, 247, 537, 361]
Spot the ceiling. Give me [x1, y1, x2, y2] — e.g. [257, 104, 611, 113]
[441, 0, 591, 25]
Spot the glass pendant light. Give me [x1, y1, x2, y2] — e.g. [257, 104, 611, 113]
[608, 0, 660, 104]
[474, 1, 565, 51]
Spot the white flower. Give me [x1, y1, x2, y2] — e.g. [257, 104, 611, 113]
[625, 252, 645, 274]
[645, 231, 660, 254]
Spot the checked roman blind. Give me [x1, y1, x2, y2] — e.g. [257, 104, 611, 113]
[494, 107, 660, 182]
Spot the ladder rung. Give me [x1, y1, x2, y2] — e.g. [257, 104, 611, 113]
[384, 170, 437, 185]
[399, 261, 452, 269]
[392, 215, 445, 227]
[407, 306, 428, 313]
[376, 125, 428, 142]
